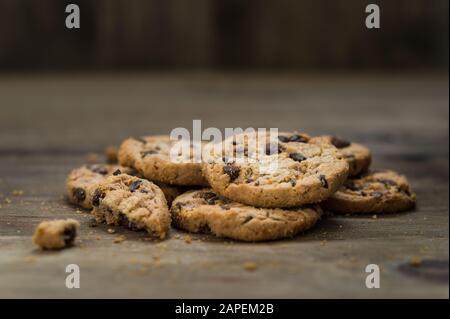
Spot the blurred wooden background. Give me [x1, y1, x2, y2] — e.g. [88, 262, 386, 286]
[0, 0, 448, 71]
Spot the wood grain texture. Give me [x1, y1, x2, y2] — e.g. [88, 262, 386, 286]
[0, 73, 448, 298]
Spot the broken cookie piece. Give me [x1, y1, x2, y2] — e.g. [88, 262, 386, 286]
[65, 164, 140, 209]
[91, 174, 171, 239]
[32, 219, 80, 250]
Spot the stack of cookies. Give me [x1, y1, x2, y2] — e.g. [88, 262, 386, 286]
[64, 131, 416, 242]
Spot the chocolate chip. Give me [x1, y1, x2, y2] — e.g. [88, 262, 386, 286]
[319, 175, 328, 188]
[370, 191, 383, 198]
[347, 182, 362, 191]
[377, 179, 397, 187]
[221, 197, 232, 204]
[88, 218, 98, 227]
[278, 135, 290, 143]
[63, 226, 76, 245]
[129, 180, 143, 192]
[204, 198, 217, 205]
[72, 187, 86, 202]
[126, 168, 140, 177]
[289, 134, 308, 143]
[223, 164, 240, 182]
[119, 215, 139, 231]
[289, 179, 297, 187]
[92, 189, 105, 207]
[289, 153, 307, 162]
[242, 216, 253, 224]
[199, 224, 212, 234]
[331, 136, 351, 148]
[199, 191, 219, 205]
[231, 141, 237, 145]
[402, 188, 412, 196]
[265, 143, 282, 155]
[89, 164, 108, 175]
[112, 169, 121, 176]
[141, 150, 158, 157]
[175, 202, 186, 211]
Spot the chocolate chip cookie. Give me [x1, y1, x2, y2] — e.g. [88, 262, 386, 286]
[202, 131, 349, 208]
[171, 189, 323, 241]
[322, 170, 416, 214]
[309, 135, 371, 177]
[32, 219, 80, 250]
[66, 164, 137, 209]
[91, 174, 171, 239]
[118, 135, 208, 186]
[66, 164, 181, 208]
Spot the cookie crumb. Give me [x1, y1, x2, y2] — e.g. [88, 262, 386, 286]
[105, 146, 118, 164]
[242, 261, 258, 271]
[32, 219, 79, 250]
[409, 256, 422, 267]
[88, 218, 98, 227]
[22, 256, 35, 263]
[184, 235, 192, 244]
[113, 235, 126, 243]
[156, 243, 167, 249]
[12, 190, 24, 196]
[107, 228, 116, 234]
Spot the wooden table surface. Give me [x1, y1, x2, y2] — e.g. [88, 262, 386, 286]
[0, 73, 448, 298]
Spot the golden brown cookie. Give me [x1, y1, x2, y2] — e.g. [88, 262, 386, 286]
[202, 131, 349, 208]
[66, 164, 137, 209]
[309, 135, 371, 177]
[171, 189, 323, 241]
[91, 174, 170, 239]
[118, 135, 208, 186]
[322, 170, 416, 214]
[32, 219, 80, 250]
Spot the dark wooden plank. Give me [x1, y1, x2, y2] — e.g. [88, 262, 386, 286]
[0, 73, 448, 298]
